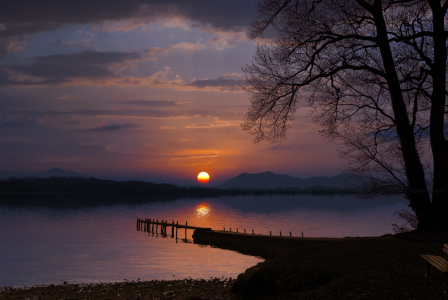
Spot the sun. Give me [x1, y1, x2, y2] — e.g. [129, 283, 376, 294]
[197, 172, 210, 183]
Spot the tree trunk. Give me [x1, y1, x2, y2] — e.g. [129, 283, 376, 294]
[429, 1, 448, 231]
[372, 0, 433, 230]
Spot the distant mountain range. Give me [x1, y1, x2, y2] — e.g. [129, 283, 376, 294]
[217, 171, 363, 190]
[0, 168, 91, 179]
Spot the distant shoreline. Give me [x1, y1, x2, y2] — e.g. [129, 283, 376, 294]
[0, 176, 358, 197]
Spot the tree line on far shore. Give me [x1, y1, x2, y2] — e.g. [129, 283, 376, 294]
[0, 177, 356, 199]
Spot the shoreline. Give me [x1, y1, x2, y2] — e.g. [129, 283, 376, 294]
[2, 231, 447, 299]
[0, 278, 236, 300]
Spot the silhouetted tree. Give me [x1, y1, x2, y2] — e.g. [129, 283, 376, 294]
[391, 209, 419, 233]
[242, 0, 448, 230]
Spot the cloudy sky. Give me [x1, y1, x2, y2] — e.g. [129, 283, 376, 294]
[0, 0, 343, 185]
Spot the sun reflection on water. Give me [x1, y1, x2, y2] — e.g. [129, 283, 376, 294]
[196, 203, 210, 217]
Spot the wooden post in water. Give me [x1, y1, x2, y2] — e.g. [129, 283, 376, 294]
[171, 221, 174, 238]
[270, 231, 272, 236]
[230, 227, 231, 232]
[156, 220, 158, 234]
[244, 229, 246, 234]
[236, 228, 238, 233]
[185, 222, 187, 239]
[152, 220, 154, 233]
[290, 231, 292, 237]
[165, 220, 168, 235]
[223, 227, 225, 231]
[280, 231, 282, 236]
[252, 229, 254, 234]
[302, 232, 303, 237]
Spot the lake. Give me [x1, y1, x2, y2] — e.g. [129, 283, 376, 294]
[0, 194, 409, 288]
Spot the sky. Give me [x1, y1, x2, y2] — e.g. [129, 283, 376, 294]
[0, 0, 343, 186]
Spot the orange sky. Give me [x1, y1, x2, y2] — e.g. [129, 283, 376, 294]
[0, 0, 344, 186]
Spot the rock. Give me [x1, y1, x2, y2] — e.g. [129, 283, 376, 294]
[233, 264, 283, 300]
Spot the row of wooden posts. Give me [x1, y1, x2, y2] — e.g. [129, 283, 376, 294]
[137, 219, 186, 240]
[136, 219, 213, 242]
[222, 227, 304, 237]
[137, 218, 304, 239]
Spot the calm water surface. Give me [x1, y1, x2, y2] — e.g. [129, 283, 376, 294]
[0, 194, 408, 287]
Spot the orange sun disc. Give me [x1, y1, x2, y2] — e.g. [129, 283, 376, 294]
[197, 172, 210, 183]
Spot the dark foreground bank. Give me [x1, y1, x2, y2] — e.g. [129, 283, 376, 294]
[1, 232, 447, 300]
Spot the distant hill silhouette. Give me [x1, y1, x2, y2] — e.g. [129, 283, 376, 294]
[0, 167, 91, 179]
[217, 171, 362, 190]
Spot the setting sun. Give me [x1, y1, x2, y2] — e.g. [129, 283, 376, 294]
[197, 172, 210, 183]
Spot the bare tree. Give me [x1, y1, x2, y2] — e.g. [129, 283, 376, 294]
[242, 0, 448, 231]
